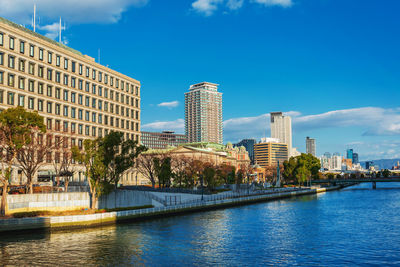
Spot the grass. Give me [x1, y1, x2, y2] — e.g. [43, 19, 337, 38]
[11, 205, 154, 218]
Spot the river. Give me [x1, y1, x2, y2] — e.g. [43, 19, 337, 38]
[1, 182, 400, 266]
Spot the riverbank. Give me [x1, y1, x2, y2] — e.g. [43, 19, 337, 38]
[0, 185, 353, 233]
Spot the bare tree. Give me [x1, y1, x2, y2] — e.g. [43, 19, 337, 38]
[171, 155, 190, 188]
[137, 154, 157, 188]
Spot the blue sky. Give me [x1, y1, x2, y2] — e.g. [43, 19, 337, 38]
[1, 0, 400, 161]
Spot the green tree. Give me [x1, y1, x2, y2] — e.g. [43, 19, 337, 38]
[100, 131, 146, 188]
[203, 163, 217, 191]
[0, 107, 45, 215]
[283, 157, 297, 183]
[382, 169, 391, 178]
[327, 173, 335, 180]
[154, 156, 172, 188]
[72, 139, 107, 209]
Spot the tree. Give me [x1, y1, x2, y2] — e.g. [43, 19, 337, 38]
[203, 163, 217, 191]
[137, 154, 157, 188]
[72, 139, 107, 209]
[382, 169, 391, 178]
[0, 107, 45, 215]
[327, 173, 335, 180]
[16, 133, 49, 194]
[100, 131, 146, 188]
[154, 156, 172, 188]
[184, 158, 204, 188]
[171, 155, 190, 188]
[216, 163, 235, 184]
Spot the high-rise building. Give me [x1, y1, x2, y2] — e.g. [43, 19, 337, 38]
[254, 140, 288, 167]
[185, 82, 223, 144]
[141, 131, 187, 149]
[352, 153, 359, 164]
[347, 149, 353, 160]
[366, 161, 374, 170]
[323, 152, 331, 158]
[306, 136, 316, 156]
[270, 112, 292, 158]
[0, 17, 141, 185]
[234, 139, 256, 164]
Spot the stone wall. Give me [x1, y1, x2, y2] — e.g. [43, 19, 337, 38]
[97, 190, 153, 209]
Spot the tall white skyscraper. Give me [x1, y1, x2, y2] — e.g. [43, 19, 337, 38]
[185, 82, 223, 144]
[306, 136, 316, 156]
[270, 112, 292, 158]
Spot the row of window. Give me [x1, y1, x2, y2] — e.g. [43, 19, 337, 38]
[0, 31, 139, 95]
[0, 90, 140, 131]
[0, 53, 140, 106]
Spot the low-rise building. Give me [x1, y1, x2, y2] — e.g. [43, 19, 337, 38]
[141, 131, 187, 149]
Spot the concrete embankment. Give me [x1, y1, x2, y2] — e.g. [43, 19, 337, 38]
[0, 185, 350, 233]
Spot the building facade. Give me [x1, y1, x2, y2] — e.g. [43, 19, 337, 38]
[270, 112, 292, 158]
[0, 17, 141, 185]
[185, 82, 223, 144]
[352, 153, 359, 164]
[234, 138, 256, 164]
[254, 141, 288, 167]
[306, 136, 316, 156]
[346, 149, 353, 160]
[141, 131, 187, 149]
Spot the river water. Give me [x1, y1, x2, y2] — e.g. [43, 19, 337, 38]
[1, 183, 400, 266]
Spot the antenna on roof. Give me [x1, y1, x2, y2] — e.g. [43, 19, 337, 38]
[33, 4, 36, 32]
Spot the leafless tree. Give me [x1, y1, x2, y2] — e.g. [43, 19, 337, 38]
[137, 154, 158, 188]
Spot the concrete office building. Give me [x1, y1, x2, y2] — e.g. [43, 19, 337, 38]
[234, 138, 256, 164]
[270, 112, 292, 158]
[185, 82, 223, 144]
[141, 131, 187, 149]
[306, 136, 316, 156]
[0, 17, 141, 185]
[254, 140, 288, 167]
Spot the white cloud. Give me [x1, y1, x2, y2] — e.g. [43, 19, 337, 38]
[192, 0, 224, 16]
[141, 119, 184, 133]
[227, 0, 244, 10]
[252, 0, 293, 8]
[0, 0, 148, 24]
[157, 101, 179, 108]
[38, 22, 65, 40]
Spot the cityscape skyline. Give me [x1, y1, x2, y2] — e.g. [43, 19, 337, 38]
[0, 0, 399, 160]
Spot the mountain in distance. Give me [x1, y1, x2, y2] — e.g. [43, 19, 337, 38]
[360, 159, 400, 170]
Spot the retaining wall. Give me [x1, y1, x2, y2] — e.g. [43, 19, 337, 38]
[97, 190, 153, 209]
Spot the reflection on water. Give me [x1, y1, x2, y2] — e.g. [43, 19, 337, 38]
[1, 182, 400, 266]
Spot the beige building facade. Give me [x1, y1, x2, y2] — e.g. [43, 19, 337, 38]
[254, 142, 288, 168]
[0, 17, 141, 185]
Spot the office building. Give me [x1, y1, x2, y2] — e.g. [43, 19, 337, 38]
[234, 139, 256, 164]
[352, 153, 359, 164]
[306, 136, 316, 156]
[141, 131, 187, 149]
[347, 149, 353, 160]
[254, 140, 288, 167]
[185, 82, 223, 144]
[270, 112, 292, 158]
[0, 17, 141, 185]
[366, 161, 374, 170]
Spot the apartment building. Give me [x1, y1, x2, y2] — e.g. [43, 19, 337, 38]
[0, 17, 141, 185]
[254, 141, 288, 167]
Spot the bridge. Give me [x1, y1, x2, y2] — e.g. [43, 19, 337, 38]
[312, 177, 400, 189]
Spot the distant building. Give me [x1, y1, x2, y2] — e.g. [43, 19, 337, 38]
[141, 131, 187, 149]
[323, 152, 331, 158]
[365, 161, 374, 170]
[234, 139, 256, 164]
[347, 149, 353, 160]
[254, 141, 288, 167]
[270, 112, 292, 158]
[352, 153, 359, 164]
[185, 82, 223, 144]
[306, 137, 316, 156]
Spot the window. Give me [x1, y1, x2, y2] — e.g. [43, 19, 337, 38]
[0, 52, 3, 65]
[38, 66, 44, 78]
[98, 72, 102, 82]
[104, 101, 108, 112]
[19, 60, 25, 72]
[92, 127, 96, 137]
[7, 92, 15, 105]
[121, 81, 124, 91]
[78, 79, 83, 90]
[116, 79, 119, 88]
[78, 94, 83, 105]
[116, 92, 119, 102]
[0, 33, 3, 46]
[110, 90, 114, 100]
[105, 115, 108, 125]
[48, 52, 52, 64]
[28, 80, 34, 92]
[79, 64, 83, 75]
[63, 121, 68, 132]
[47, 119, 52, 130]
[38, 99, 43, 111]
[104, 88, 108, 98]
[29, 45, 34, 57]
[86, 67, 89, 77]
[55, 88, 60, 99]
[72, 61, 76, 72]
[98, 100, 102, 110]
[110, 104, 114, 113]
[39, 48, 43, 60]
[55, 104, 60, 115]
[92, 69, 96, 80]
[0, 72, 3, 84]
[47, 69, 52, 80]
[98, 114, 103, 124]
[28, 62, 35, 75]
[8, 74, 15, 87]
[71, 77, 76, 88]
[85, 96, 90, 107]
[104, 74, 108, 84]
[110, 77, 114, 86]
[78, 125, 83, 135]
[8, 55, 15, 68]
[46, 85, 52, 96]
[64, 58, 68, 70]
[92, 84, 96, 94]
[63, 74, 68, 85]
[63, 90, 68, 101]
[56, 55, 60, 66]
[63, 106, 68, 117]
[71, 92, 76, 103]
[0, 90, 3, 103]
[71, 107, 76, 118]
[85, 82, 90, 92]
[78, 109, 83, 120]
[20, 41, 25, 53]
[71, 123, 76, 133]
[92, 112, 96, 123]
[85, 125, 90, 135]
[85, 111, 90, 121]
[18, 77, 25, 89]
[18, 95, 25, 106]
[9, 37, 14, 50]
[56, 72, 60, 83]
[47, 101, 52, 113]
[38, 83, 44, 94]
[28, 97, 34, 109]
[98, 86, 102, 96]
